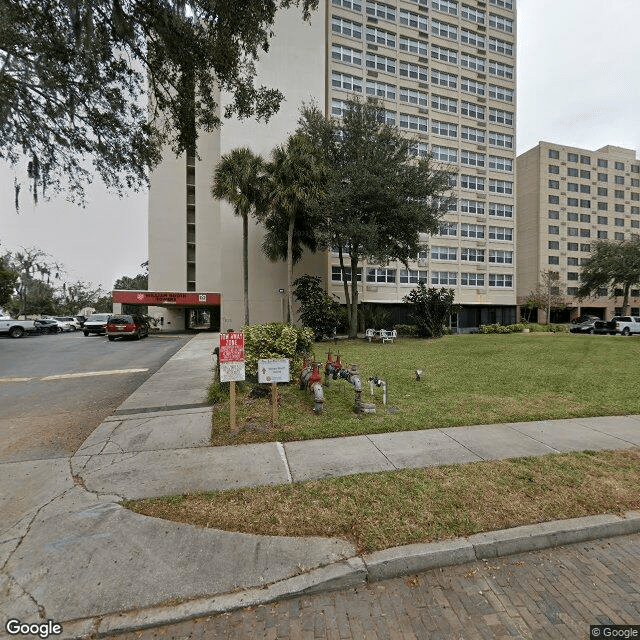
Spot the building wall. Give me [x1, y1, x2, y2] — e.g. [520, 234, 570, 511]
[516, 141, 640, 321]
[148, 0, 519, 329]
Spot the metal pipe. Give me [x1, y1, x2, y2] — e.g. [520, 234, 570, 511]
[311, 382, 324, 413]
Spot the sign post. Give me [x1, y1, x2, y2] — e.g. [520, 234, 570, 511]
[258, 359, 290, 428]
[219, 332, 245, 433]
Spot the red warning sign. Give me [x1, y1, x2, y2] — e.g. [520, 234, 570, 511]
[219, 332, 245, 363]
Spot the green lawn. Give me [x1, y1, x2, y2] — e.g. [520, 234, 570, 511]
[211, 333, 640, 445]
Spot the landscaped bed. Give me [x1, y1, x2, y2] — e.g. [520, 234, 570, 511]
[211, 333, 640, 445]
[126, 449, 640, 553]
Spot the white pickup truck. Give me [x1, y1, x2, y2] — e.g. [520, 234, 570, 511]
[612, 316, 640, 336]
[0, 317, 36, 338]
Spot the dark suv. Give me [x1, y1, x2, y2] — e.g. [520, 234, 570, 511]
[106, 314, 149, 341]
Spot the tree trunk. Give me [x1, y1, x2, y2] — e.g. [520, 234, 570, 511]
[338, 246, 351, 318]
[349, 253, 359, 338]
[623, 283, 630, 315]
[287, 211, 295, 323]
[243, 212, 250, 326]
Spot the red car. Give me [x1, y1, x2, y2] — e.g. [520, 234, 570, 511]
[106, 314, 150, 341]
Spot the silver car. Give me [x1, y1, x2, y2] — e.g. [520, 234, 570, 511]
[83, 313, 111, 336]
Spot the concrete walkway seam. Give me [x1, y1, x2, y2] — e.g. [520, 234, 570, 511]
[54, 511, 640, 640]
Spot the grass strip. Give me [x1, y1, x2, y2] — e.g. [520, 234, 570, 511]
[126, 448, 640, 554]
[210, 334, 640, 445]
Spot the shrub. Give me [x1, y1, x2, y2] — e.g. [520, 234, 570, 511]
[479, 323, 526, 334]
[394, 324, 418, 337]
[242, 322, 314, 380]
[550, 323, 568, 333]
[293, 275, 343, 340]
[358, 303, 392, 332]
[403, 284, 461, 339]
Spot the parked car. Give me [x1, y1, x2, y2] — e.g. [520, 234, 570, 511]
[611, 316, 640, 336]
[41, 316, 73, 332]
[106, 314, 150, 341]
[569, 318, 599, 334]
[34, 318, 62, 334]
[593, 319, 617, 335]
[75, 315, 87, 327]
[572, 314, 600, 325]
[83, 313, 111, 336]
[53, 316, 82, 331]
[0, 316, 36, 338]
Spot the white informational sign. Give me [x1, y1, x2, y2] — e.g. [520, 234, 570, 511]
[220, 362, 246, 383]
[258, 358, 290, 384]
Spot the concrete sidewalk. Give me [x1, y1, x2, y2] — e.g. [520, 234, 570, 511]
[2, 332, 640, 639]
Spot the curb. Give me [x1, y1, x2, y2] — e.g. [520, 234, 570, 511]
[57, 511, 640, 639]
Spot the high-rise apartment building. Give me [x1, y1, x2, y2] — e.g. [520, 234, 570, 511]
[517, 142, 640, 321]
[143, 0, 517, 332]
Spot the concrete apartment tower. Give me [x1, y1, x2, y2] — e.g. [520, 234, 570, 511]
[516, 142, 640, 322]
[145, 0, 517, 332]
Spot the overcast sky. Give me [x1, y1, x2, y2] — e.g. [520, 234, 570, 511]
[1, 0, 639, 292]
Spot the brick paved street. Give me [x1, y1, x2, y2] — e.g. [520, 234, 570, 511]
[108, 533, 640, 640]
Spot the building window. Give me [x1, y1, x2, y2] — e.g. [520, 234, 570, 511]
[580, 214, 591, 223]
[488, 36, 513, 56]
[580, 200, 591, 208]
[548, 225, 559, 235]
[489, 0, 512, 8]
[399, 9, 428, 31]
[548, 165, 560, 174]
[567, 257, 579, 266]
[432, 271, 457, 285]
[598, 173, 608, 182]
[399, 35, 428, 56]
[431, 145, 457, 162]
[461, 174, 485, 191]
[432, 94, 458, 113]
[461, 248, 485, 262]
[548, 255, 559, 265]
[567, 287, 578, 296]
[331, 99, 350, 117]
[568, 212, 578, 221]
[460, 53, 485, 72]
[598, 187, 608, 196]
[365, 52, 396, 73]
[431, 44, 458, 64]
[567, 243, 578, 251]
[409, 142, 429, 158]
[567, 197, 578, 207]
[567, 183, 579, 192]
[581, 243, 591, 252]
[488, 131, 513, 148]
[332, 15, 363, 39]
[580, 170, 591, 179]
[597, 216, 608, 225]
[431, 246, 458, 260]
[400, 269, 428, 284]
[580, 155, 591, 165]
[432, 0, 458, 16]
[548, 210, 559, 220]
[549, 195, 560, 205]
[461, 4, 485, 23]
[615, 161, 625, 171]
[489, 108, 513, 126]
[489, 226, 513, 241]
[332, 44, 363, 66]
[460, 223, 485, 238]
[461, 273, 485, 286]
[580, 184, 591, 194]
[430, 70, 457, 88]
[568, 227, 578, 236]
[332, 71, 363, 93]
[615, 218, 625, 227]
[366, 0, 396, 21]
[548, 149, 560, 159]
[489, 274, 513, 288]
[332, 266, 362, 282]
[580, 229, 591, 238]
[431, 120, 458, 137]
[399, 61, 428, 82]
[489, 59, 514, 79]
[461, 199, 485, 215]
[439, 221, 458, 236]
[489, 13, 513, 32]
[489, 179, 513, 194]
[598, 202, 608, 211]
[489, 84, 514, 103]
[366, 268, 396, 283]
[461, 150, 485, 167]
[597, 230, 608, 239]
[567, 167, 579, 177]
[431, 19, 458, 40]
[548, 241, 559, 250]
[549, 180, 559, 189]
[460, 28, 485, 48]
[400, 87, 427, 107]
[333, 0, 362, 10]
[461, 76, 486, 95]
[598, 158, 608, 168]
[615, 232, 625, 241]
[461, 126, 485, 143]
[489, 250, 513, 264]
[366, 26, 396, 48]
[400, 112, 428, 132]
[489, 155, 513, 172]
[366, 80, 396, 100]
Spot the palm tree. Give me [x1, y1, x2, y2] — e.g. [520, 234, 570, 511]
[212, 148, 265, 326]
[261, 134, 327, 321]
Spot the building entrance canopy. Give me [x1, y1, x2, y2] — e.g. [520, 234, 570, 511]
[112, 291, 221, 306]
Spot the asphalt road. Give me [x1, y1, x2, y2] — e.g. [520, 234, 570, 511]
[0, 330, 190, 463]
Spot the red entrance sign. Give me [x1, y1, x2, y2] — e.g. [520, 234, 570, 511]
[219, 332, 245, 363]
[112, 291, 221, 306]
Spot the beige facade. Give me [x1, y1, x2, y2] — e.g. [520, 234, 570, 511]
[148, 0, 518, 330]
[516, 142, 640, 322]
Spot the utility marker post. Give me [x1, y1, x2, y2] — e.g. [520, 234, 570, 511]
[219, 332, 245, 434]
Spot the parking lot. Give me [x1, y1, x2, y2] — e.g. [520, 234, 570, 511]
[0, 331, 190, 463]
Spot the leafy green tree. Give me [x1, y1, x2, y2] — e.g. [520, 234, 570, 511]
[578, 239, 640, 315]
[6, 247, 64, 317]
[293, 275, 342, 340]
[93, 295, 113, 313]
[403, 284, 461, 339]
[261, 134, 328, 321]
[299, 99, 452, 337]
[2, 0, 317, 203]
[113, 270, 148, 291]
[0, 255, 18, 310]
[55, 280, 104, 315]
[212, 147, 265, 326]
[522, 270, 566, 323]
